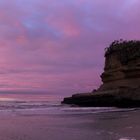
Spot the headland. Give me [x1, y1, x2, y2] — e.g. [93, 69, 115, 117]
[62, 40, 140, 107]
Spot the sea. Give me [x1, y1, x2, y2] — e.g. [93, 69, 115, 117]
[0, 93, 139, 140]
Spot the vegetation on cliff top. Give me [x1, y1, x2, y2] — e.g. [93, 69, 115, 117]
[105, 39, 140, 55]
[105, 40, 140, 64]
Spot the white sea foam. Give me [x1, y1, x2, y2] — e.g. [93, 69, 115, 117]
[0, 99, 137, 116]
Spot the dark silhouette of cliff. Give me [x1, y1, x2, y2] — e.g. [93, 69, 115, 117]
[62, 40, 140, 107]
[100, 40, 140, 90]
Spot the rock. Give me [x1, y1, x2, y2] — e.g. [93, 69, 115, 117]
[62, 87, 140, 107]
[100, 40, 140, 91]
[62, 40, 140, 107]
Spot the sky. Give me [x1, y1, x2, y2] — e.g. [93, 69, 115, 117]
[0, 0, 140, 95]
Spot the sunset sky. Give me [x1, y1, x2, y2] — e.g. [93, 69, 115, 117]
[0, 0, 140, 95]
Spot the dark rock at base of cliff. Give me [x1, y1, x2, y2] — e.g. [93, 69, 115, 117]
[62, 88, 140, 108]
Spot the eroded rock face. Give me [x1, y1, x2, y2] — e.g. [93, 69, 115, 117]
[99, 40, 140, 91]
[62, 40, 140, 107]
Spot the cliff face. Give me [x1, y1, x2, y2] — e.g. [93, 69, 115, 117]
[99, 41, 140, 91]
[62, 40, 140, 107]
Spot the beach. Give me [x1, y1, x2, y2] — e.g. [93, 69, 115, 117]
[0, 108, 139, 140]
[0, 94, 139, 140]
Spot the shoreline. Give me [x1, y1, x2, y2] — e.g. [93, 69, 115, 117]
[0, 108, 139, 140]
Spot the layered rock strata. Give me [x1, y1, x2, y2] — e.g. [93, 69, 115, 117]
[62, 40, 140, 107]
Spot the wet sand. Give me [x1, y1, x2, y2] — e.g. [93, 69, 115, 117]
[0, 109, 139, 140]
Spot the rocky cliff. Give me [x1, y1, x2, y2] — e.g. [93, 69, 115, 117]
[62, 40, 140, 107]
[100, 40, 140, 90]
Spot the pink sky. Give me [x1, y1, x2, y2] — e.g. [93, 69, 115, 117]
[0, 0, 140, 95]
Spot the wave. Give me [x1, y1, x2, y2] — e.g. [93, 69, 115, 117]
[0, 100, 138, 116]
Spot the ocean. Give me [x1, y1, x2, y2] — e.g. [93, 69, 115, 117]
[0, 93, 139, 140]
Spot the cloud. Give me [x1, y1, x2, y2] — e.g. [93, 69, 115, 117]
[0, 0, 140, 94]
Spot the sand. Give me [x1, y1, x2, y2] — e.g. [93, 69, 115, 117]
[0, 109, 139, 140]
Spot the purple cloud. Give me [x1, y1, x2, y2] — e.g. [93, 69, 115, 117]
[0, 0, 140, 95]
